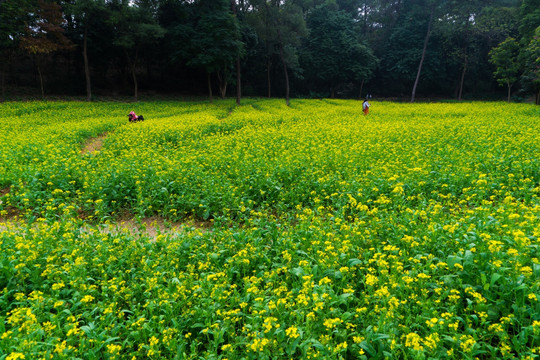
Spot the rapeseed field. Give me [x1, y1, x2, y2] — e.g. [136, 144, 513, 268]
[0, 99, 539, 359]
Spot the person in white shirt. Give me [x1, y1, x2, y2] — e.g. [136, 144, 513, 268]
[362, 98, 370, 115]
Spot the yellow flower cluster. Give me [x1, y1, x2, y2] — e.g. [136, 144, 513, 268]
[0, 99, 539, 358]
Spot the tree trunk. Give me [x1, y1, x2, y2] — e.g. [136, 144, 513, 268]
[536, 89, 539, 105]
[124, 49, 139, 101]
[267, 57, 271, 98]
[37, 60, 44, 100]
[276, 28, 290, 106]
[236, 56, 241, 105]
[362, 2, 368, 36]
[207, 71, 213, 103]
[230, 0, 241, 105]
[358, 79, 365, 100]
[146, 58, 152, 85]
[265, 3, 271, 98]
[507, 83, 512, 102]
[411, 6, 434, 103]
[83, 25, 92, 102]
[131, 63, 138, 102]
[1, 66, 5, 102]
[458, 53, 468, 101]
[217, 71, 227, 99]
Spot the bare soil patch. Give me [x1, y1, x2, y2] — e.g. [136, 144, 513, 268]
[95, 216, 212, 239]
[82, 133, 107, 154]
[0, 186, 20, 221]
[1, 215, 212, 241]
[0, 186, 10, 197]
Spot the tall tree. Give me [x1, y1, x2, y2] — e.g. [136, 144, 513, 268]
[302, 2, 377, 98]
[244, 1, 276, 98]
[66, 0, 108, 101]
[520, 26, 540, 104]
[410, 1, 434, 102]
[187, 0, 243, 103]
[0, 0, 34, 101]
[231, 0, 242, 105]
[518, 0, 540, 45]
[380, 0, 441, 99]
[489, 37, 521, 102]
[246, 0, 307, 103]
[109, 0, 165, 101]
[439, 0, 493, 101]
[267, 0, 307, 105]
[20, 0, 73, 99]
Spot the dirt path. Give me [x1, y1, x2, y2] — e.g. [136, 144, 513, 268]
[90, 216, 211, 238]
[82, 133, 107, 154]
[0, 216, 212, 241]
[0, 187, 9, 197]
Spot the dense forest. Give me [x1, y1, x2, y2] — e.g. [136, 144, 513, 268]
[0, 0, 539, 103]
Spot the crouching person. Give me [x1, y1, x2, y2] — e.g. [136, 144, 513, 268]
[128, 111, 144, 122]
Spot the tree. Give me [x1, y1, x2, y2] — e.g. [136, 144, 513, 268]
[65, 0, 108, 101]
[442, 0, 477, 101]
[380, 0, 441, 100]
[20, 0, 73, 99]
[109, 1, 165, 101]
[0, 0, 34, 101]
[187, 0, 243, 103]
[302, 2, 377, 98]
[410, 1, 434, 102]
[247, 0, 307, 105]
[518, 0, 540, 45]
[489, 37, 521, 102]
[268, 0, 307, 106]
[521, 26, 540, 104]
[230, 0, 243, 105]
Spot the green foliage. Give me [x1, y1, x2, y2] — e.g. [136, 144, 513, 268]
[110, 4, 165, 50]
[0, 0, 34, 51]
[489, 37, 521, 93]
[301, 3, 377, 95]
[0, 0, 538, 100]
[20, 0, 72, 55]
[518, 0, 540, 44]
[520, 26, 540, 102]
[186, 0, 243, 74]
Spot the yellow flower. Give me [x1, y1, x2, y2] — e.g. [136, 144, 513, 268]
[365, 274, 378, 286]
[405, 332, 423, 351]
[285, 326, 300, 339]
[521, 266, 533, 276]
[107, 344, 122, 355]
[55, 340, 67, 354]
[52, 282, 65, 290]
[459, 335, 476, 353]
[80, 295, 94, 303]
[6, 353, 25, 360]
[323, 318, 342, 329]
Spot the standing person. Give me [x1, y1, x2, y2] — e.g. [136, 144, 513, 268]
[362, 97, 371, 116]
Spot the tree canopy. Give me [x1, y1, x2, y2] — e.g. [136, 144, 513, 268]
[1, 0, 539, 103]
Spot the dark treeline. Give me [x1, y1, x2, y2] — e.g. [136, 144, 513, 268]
[0, 0, 539, 103]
